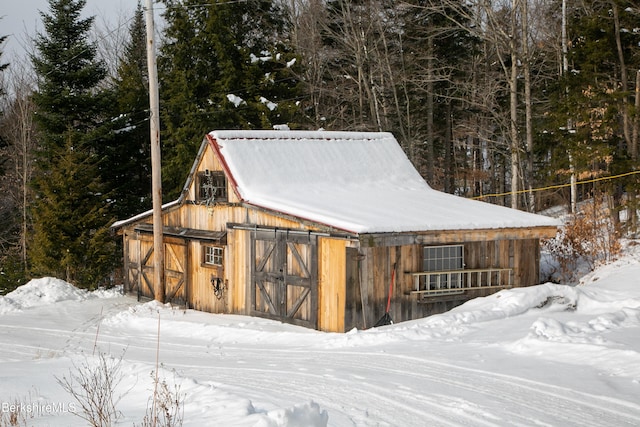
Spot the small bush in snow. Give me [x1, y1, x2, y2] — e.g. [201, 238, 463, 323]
[136, 371, 184, 427]
[0, 396, 33, 427]
[56, 351, 125, 427]
[543, 196, 621, 283]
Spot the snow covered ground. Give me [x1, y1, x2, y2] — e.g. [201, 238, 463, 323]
[1, 242, 640, 426]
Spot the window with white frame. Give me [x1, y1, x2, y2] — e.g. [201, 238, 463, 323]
[203, 245, 224, 266]
[423, 245, 464, 271]
[423, 245, 464, 288]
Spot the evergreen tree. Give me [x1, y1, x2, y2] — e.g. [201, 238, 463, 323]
[0, 27, 18, 292]
[109, 3, 152, 219]
[30, 0, 116, 287]
[538, 0, 640, 220]
[159, 0, 303, 199]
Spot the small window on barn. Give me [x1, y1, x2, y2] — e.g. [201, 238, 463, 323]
[423, 245, 464, 288]
[198, 170, 227, 205]
[423, 245, 464, 271]
[203, 245, 224, 267]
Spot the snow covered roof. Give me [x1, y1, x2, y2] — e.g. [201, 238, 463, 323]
[209, 130, 559, 234]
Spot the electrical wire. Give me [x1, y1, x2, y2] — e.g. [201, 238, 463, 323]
[471, 170, 640, 200]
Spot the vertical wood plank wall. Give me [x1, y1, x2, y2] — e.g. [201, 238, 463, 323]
[344, 248, 363, 330]
[317, 237, 347, 332]
[122, 217, 543, 332]
[342, 238, 543, 331]
[186, 240, 227, 313]
[228, 228, 248, 314]
[123, 232, 137, 294]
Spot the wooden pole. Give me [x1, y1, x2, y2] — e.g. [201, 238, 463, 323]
[145, 0, 165, 303]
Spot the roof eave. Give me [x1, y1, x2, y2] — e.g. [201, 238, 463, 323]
[110, 199, 181, 233]
[360, 225, 559, 247]
[240, 200, 360, 236]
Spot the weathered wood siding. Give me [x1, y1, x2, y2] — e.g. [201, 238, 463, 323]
[186, 240, 227, 313]
[122, 232, 187, 304]
[514, 238, 541, 287]
[123, 231, 140, 295]
[239, 229, 319, 328]
[161, 147, 328, 317]
[342, 238, 543, 331]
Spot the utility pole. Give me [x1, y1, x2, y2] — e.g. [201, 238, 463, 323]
[145, 0, 165, 303]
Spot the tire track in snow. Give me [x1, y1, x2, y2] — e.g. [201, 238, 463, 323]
[164, 347, 640, 427]
[399, 352, 640, 425]
[5, 301, 639, 427]
[174, 363, 493, 427]
[311, 350, 640, 427]
[54, 331, 478, 427]
[66, 324, 640, 427]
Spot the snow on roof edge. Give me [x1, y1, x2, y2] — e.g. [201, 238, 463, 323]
[111, 200, 180, 229]
[209, 129, 395, 142]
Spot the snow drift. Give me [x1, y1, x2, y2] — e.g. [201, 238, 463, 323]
[0, 242, 639, 425]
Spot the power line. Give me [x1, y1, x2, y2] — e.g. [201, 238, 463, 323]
[472, 170, 640, 200]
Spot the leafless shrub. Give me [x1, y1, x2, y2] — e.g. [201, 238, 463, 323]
[544, 196, 621, 283]
[56, 351, 126, 427]
[0, 400, 26, 427]
[0, 393, 36, 427]
[136, 371, 184, 427]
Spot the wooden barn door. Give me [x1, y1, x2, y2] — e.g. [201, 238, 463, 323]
[163, 237, 187, 305]
[251, 230, 318, 328]
[138, 238, 156, 300]
[124, 235, 145, 296]
[127, 234, 187, 304]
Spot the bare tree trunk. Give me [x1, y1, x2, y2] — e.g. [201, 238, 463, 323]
[568, 157, 577, 219]
[562, 0, 577, 214]
[0, 67, 36, 275]
[522, 0, 534, 212]
[290, 0, 328, 128]
[444, 102, 454, 193]
[509, 0, 519, 210]
[630, 69, 640, 231]
[612, 2, 631, 150]
[426, 34, 435, 184]
[319, 0, 384, 131]
[633, 70, 640, 162]
[611, 1, 629, 230]
[396, 32, 415, 166]
[379, 23, 407, 142]
[19, 96, 33, 270]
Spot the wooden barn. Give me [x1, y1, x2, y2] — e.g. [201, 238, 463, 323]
[112, 130, 558, 332]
